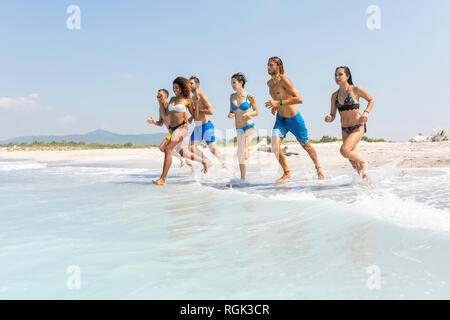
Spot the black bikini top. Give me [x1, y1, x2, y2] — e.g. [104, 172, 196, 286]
[335, 90, 360, 112]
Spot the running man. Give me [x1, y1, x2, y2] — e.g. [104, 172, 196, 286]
[265, 57, 325, 183]
[188, 76, 225, 166]
[146, 89, 190, 168]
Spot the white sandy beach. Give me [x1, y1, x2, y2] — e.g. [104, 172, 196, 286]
[1, 141, 449, 171]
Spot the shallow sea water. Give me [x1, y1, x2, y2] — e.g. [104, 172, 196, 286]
[1, 155, 449, 299]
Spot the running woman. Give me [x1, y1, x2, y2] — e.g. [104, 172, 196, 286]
[324, 66, 375, 181]
[265, 57, 325, 183]
[146, 89, 189, 167]
[188, 76, 225, 166]
[228, 73, 263, 180]
[152, 77, 209, 185]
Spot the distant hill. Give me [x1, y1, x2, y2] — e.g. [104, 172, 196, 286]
[0, 129, 168, 146]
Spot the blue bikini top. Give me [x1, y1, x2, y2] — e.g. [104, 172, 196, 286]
[231, 94, 252, 111]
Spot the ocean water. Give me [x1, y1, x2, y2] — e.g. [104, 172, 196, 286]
[1, 154, 450, 299]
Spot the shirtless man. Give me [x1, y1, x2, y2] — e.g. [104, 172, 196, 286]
[146, 89, 189, 167]
[188, 76, 225, 166]
[265, 57, 325, 183]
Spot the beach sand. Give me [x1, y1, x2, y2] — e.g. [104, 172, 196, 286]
[1, 141, 449, 171]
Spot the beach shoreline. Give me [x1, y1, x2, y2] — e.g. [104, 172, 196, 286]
[1, 141, 449, 170]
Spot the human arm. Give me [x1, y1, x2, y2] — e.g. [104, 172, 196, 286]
[325, 93, 337, 123]
[160, 98, 170, 118]
[155, 116, 164, 126]
[265, 81, 278, 115]
[146, 117, 156, 125]
[198, 93, 214, 115]
[355, 86, 375, 123]
[187, 99, 196, 123]
[243, 94, 259, 120]
[192, 95, 200, 119]
[228, 94, 235, 118]
[155, 103, 166, 126]
[187, 101, 193, 124]
[147, 113, 164, 126]
[265, 76, 303, 108]
[147, 99, 166, 126]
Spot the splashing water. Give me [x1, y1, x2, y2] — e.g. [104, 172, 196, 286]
[0, 157, 449, 299]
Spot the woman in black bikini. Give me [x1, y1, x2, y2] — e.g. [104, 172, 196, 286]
[152, 77, 209, 185]
[324, 66, 375, 180]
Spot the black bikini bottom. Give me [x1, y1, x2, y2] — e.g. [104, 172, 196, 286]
[342, 123, 367, 134]
[169, 120, 187, 132]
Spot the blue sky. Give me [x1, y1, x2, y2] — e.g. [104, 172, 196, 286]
[1, 0, 449, 141]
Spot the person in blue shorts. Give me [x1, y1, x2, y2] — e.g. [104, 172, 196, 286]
[188, 76, 225, 167]
[265, 57, 325, 183]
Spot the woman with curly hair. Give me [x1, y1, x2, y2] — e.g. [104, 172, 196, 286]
[152, 77, 209, 185]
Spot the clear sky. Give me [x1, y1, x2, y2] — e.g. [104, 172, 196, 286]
[1, 0, 449, 141]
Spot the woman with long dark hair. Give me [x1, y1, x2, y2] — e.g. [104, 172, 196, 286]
[324, 66, 375, 181]
[152, 77, 209, 185]
[228, 73, 262, 180]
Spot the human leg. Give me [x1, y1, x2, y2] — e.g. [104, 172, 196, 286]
[272, 115, 291, 182]
[340, 127, 368, 179]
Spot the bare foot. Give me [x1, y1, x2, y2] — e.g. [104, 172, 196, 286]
[152, 178, 165, 185]
[350, 160, 361, 174]
[359, 173, 371, 184]
[276, 171, 291, 183]
[360, 161, 371, 182]
[361, 175, 371, 183]
[316, 166, 325, 180]
[201, 161, 210, 174]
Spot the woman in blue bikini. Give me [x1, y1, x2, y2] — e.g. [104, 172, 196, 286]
[324, 66, 375, 181]
[228, 73, 261, 180]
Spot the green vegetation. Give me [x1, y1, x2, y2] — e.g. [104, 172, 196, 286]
[257, 136, 271, 144]
[310, 136, 388, 143]
[218, 135, 388, 146]
[221, 136, 272, 147]
[361, 136, 387, 143]
[1, 135, 390, 152]
[0, 140, 159, 150]
[309, 136, 341, 144]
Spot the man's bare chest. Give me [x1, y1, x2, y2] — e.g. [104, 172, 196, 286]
[270, 84, 285, 98]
